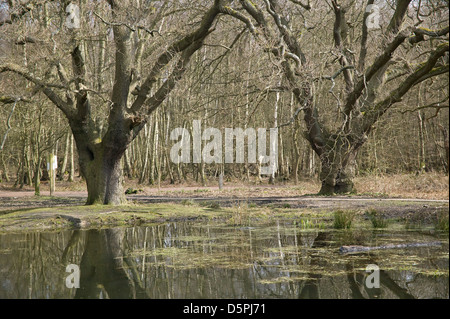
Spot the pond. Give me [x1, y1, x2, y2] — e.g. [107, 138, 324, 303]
[0, 219, 448, 299]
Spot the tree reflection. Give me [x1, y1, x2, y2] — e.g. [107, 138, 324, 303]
[74, 228, 147, 299]
[0, 222, 447, 299]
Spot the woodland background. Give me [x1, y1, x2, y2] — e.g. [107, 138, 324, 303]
[0, 0, 448, 196]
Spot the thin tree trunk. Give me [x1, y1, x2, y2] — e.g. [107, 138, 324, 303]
[68, 133, 74, 182]
[34, 156, 41, 196]
[417, 111, 426, 173]
[269, 81, 280, 184]
[439, 124, 449, 173]
[0, 152, 9, 182]
[59, 130, 70, 181]
[24, 144, 32, 186]
[149, 115, 158, 185]
[139, 123, 150, 184]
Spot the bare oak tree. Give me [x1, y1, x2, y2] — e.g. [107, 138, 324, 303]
[220, 0, 449, 194]
[1, 0, 225, 204]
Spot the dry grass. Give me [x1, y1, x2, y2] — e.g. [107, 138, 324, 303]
[135, 173, 448, 199]
[354, 172, 449, 200]
[1, 172, 447, 200]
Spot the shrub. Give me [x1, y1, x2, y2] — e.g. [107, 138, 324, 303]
[366, 208, 389, 228]
[333, 210, 355, 229]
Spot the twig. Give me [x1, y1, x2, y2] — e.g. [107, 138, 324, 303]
[93, 11, 161, 36]
[400, 96, 449, 120]
[277, 106, 305, 128]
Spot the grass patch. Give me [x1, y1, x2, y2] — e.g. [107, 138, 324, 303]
[333, 210, 355, 229]
[435, 211, 449, 232]
[194, 188, 209, 193]
[366, 208, 389, 228]
[229, 202, 252, 226]
[404, 220, 423, 230]
[0, 202, 232, 233]
[296, 218, 326, 230]
[199, 201, 221, 209]
[181, 199, 195, 206]
[208, 202, 221, 209]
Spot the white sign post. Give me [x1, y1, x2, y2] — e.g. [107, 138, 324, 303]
[47, 154, 57, 196]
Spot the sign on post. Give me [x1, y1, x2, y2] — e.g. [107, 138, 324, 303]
[47, 155, 58, 171]
[47, 154, 57, 196]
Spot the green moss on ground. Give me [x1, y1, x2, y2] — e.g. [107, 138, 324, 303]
[0, 203, 231, 233]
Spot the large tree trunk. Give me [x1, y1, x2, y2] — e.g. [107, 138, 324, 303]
[319, 156, 357, 195]
[318, 139, 359, 195]
[83, 149, 126, 205]
[71, 116, 131, 205]
[334, 151, 358, 194]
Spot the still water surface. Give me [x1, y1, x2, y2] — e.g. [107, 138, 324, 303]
[0, 220, 448, 299]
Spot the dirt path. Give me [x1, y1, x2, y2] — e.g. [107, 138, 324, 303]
[0, 186, 448, 211]
[1, 188, 448, 209]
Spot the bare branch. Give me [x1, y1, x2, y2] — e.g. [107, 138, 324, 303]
[358, 0, 375, 72]
[287, 0, 311, 10]
[321, 65, 355, 94]
[409, 26, 450, 44]
[344, 28, 411, 115]
[0, 63, 75, 117]
[277, 106, 305, 128]
[387, 0, 412, 34]
[218, 5, 257, 35]
[363, 43, 449, 131]
[331, 0, 353, 91]
[129, 3, 220, 114]
[400, 96, 449, 114]
[263, 0, 307, 65]
[413, 64, 449, 85]
[93, 11, 161, 36]
[14, 36, 40, 45]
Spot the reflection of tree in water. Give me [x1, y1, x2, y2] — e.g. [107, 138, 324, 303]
[0, 231, 83, 298]
[339, 230, 448, 299]
[65, 224, 450, 299]
[74, 228, 147, 299]
[255, 228, 445, 299]
[0, 223, 447, 298]
[321, 232, 416, 299]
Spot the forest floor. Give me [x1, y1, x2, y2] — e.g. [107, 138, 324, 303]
[0, 173, 448, 233]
